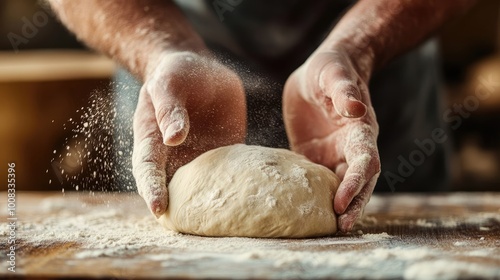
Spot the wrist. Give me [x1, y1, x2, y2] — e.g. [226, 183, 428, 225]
[144, 40, 208, 81]
[316, 38, 376, 83]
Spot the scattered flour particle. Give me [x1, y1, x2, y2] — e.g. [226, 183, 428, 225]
[362, 232, 391, 241]
[415, 219, 435, 227]
[453, 241, 468, 246]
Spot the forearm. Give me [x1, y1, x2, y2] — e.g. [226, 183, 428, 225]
[48, 0, 206, 80]
[319, 0, 477, 79]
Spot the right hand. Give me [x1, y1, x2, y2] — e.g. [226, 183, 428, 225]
[283, 48, 381, 232]
[132, 51, 247, 218]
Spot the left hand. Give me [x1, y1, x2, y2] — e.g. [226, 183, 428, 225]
[132, 51, 247, 218]
[283, 48, 381, 232]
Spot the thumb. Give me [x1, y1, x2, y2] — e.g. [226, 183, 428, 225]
[158, 104, 190, 146]
[330, 80, 367, 118]
[317, 59, 368, 118]
[147, 83, 190, 146]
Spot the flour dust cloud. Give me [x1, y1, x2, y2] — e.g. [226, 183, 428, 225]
[48, 82, 137, 194]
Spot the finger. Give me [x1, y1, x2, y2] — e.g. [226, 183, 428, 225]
[332, 83, 367, 118]
[337, 176, 377, 232]
[319, 64, 367, 118]
[334, 123, 380, 214]
[133, 138, 168, 218]
[132, 90, 169, 218]
[334, 152, 380, 214]
[146, 81, 190, 146]
[326, 80, 367, 118]
[334, 162, 348, 181]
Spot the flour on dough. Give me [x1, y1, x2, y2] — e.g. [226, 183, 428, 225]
[158, 144, 340, 238]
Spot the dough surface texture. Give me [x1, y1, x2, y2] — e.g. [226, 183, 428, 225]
[158, 144, 340, 238]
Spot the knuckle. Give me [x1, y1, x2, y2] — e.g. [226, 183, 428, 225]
[342, 174, 364, 197]
[332, 80, 359, 97]
[155, 105, 171, 128]
[155, 105, 188, 132]
[132, 162, 166, 195]
[132, 137, 166, 167]
[369, 156, 381, 174]
[132, 161, 153, 180]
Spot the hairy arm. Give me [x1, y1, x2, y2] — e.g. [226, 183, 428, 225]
[320, 0, 477, 80]
[48, 0, 247, 217]
[47, 0, 206, 80]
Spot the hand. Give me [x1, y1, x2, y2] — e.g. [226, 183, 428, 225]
[132, 51, 247, 218]
[283, 48, 381, 232]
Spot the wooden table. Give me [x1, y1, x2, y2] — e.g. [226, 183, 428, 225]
[1, 192, 499, 279]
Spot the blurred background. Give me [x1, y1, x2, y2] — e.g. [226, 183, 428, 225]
[0, 0, 499, 192]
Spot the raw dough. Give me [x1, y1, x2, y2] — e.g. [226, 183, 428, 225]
[158, 144, 340, 238]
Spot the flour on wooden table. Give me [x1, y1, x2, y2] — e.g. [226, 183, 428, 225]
[404, 259, 500, 280]
[1, 193, 499, 279]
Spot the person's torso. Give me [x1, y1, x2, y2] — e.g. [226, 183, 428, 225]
[173, 0, 354, 67]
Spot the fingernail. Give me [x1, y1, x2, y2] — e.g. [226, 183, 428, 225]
[163, 121, 183, 144]
[345, 100, 367, 118]
[342, 108, 355, 118]
[153, 210, 162, 219]
[151, 201, 164, 219]
[347, 95, 360, 102]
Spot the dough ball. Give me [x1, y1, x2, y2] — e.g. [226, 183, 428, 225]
[158, 144, 340, 238]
